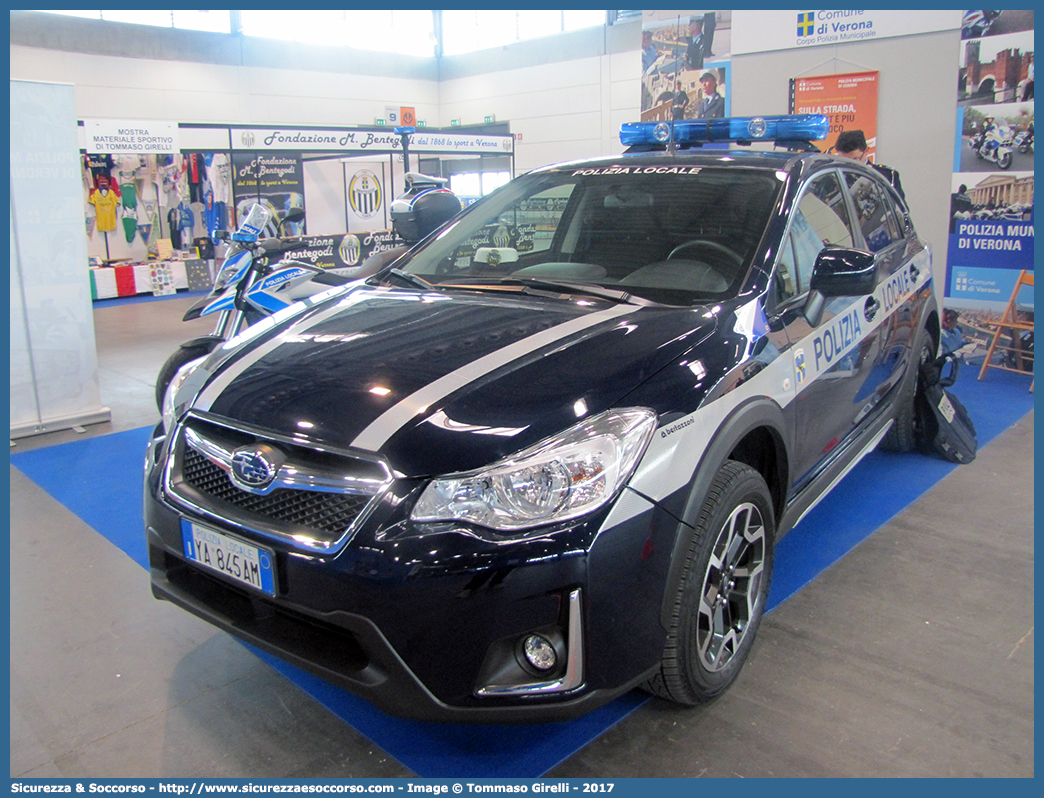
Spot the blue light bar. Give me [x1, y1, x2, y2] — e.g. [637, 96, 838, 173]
[620, 115, 829, 147]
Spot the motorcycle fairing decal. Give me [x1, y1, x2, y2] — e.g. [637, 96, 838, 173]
[218, 250, 251, 285]
[201, 294, 236, 316]
[244, 267, 316, 313]
[349, 305, 637, 453]
[256, 267, 312, 292]
[603, 250, 932, 529]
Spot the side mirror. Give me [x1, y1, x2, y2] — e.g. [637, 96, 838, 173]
[278, 208, 306, 234]
[804, 247, 877, 327]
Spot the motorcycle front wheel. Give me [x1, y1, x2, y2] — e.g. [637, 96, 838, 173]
[998, 151, 1013, 169]
[155, 335, 224, 411]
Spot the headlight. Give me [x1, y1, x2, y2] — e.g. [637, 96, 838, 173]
[161, 357, 207, 433]
[411, 408, 657, 533]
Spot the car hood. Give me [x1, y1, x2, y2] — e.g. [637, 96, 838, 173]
[192, 284, 716, 475]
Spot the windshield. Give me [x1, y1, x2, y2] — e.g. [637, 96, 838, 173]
[393, 165, 783, 305]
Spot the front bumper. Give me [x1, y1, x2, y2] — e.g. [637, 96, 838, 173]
[144, 426, 675, 723]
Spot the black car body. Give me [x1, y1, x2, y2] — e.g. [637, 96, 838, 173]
[145, 116, 939, 722]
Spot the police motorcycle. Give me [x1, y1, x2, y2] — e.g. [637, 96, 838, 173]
[1014, 125, 1033, 154]
[155, 180, 464, 409]
[153, 203, 343, 408]
[962, 10, 1001, 38]
[971, 121, 1014, 169]
[356, 171, 463, 273]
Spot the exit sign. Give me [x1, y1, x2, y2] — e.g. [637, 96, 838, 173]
[375, 118, 386, 126]
[417, 120, 426, 128]
[451, 119, 461, 127]
[484, 115, 496, 124]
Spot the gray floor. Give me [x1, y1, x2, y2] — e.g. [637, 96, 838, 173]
[10, 294, 1035, 778]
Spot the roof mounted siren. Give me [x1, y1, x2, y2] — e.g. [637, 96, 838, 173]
[620, 115, 830, 153]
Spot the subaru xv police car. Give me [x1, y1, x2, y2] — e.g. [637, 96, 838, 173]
[145, 115, 939, 722]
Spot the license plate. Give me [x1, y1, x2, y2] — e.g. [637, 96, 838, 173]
[180, 520, 276, 596]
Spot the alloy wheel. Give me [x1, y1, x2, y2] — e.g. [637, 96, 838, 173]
[696, 501, 767, 672]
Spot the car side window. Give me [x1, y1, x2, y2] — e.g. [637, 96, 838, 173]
[775, 173, 857, 304]
[775, 234, 798, 303]
[799, 172, 856, 248]
[843, 171, 904, 253]
[789, 210, 825, 295]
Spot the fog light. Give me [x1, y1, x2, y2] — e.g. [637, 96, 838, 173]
[523, 634, 557, 671]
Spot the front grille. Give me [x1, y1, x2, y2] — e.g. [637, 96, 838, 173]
[165, 414, 393, 553]
[182, 448, 371, 535]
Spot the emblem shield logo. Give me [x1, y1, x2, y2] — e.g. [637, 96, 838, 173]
[230, 445, 283, 491]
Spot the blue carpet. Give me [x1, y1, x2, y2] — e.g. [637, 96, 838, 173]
[10, 364, 1034, 777]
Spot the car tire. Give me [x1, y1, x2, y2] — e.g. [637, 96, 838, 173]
[155, 336, 222, 411]
[879, 325, 933, 453]
[644, 460, 774, 705]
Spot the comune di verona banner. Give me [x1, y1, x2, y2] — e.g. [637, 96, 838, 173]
[944, 9, 1033, 364]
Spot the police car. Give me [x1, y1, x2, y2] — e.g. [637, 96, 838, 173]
[146, 115, 938, 722]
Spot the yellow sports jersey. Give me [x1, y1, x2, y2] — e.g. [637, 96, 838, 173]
[89, 188, 120, 232]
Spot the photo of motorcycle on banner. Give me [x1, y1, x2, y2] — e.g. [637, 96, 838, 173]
[957, 102, 1034, 172]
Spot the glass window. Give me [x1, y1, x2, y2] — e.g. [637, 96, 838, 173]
[788, 211, 827, 295]
[399, 167, 783, 306]
[779, 174, 862, 300]
[240, 10, 434, 55]
[172, 11, 230, 34]
[442, 10, 605, 56]
[481, 171, 512, 196]
[775, 235, 798, 304]
[450, 173, 482, 199]
[843, 171, 903, 253]
[797, 172, 855, 248]
[563, 10, 607, 31]
[451, 172, 512, 199]
[38, 11, 102, 20]
[100, 10, 173, 27]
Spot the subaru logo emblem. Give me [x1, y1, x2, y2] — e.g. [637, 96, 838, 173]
[230, 445, 282, 490]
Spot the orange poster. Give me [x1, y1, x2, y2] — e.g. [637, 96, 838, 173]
[789, 71, 879, 159]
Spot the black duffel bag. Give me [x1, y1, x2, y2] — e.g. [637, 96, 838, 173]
[915, 352, 978, 464]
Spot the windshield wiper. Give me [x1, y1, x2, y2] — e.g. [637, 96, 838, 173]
[442, 277, 643, 306]
[383, 268, 438, 291]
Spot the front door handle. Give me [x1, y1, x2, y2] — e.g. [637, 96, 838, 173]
[864, 296, 881, 322]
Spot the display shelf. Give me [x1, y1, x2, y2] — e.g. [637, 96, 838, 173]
[89, 259, 212, 300]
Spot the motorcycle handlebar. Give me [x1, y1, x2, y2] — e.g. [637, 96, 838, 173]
[255, 237, 309, 256]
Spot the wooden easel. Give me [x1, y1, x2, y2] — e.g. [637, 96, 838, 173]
[978, 269, 1034, 392]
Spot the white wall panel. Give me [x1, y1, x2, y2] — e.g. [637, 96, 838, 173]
[10, 80, 109, 437]
[302, 159, 348, 235]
